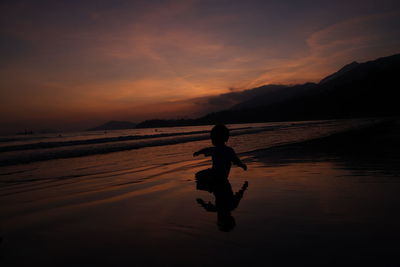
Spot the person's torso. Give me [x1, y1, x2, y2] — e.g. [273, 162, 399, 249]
[211, 146, 233, 178]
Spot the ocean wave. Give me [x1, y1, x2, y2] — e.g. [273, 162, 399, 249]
[0, 120, 362, 167]
[0, 125, 275, 153]
[0, 125, 281, 166]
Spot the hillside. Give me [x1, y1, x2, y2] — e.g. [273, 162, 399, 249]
[136, 53, 400, 128]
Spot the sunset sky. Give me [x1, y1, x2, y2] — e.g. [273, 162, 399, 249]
[1, 0, 399, 133]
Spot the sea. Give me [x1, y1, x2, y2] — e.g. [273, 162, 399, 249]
[2, 117, 400, 266]
[0, 118, 380, 183]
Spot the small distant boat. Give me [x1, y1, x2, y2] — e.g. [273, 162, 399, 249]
[16, 129, 34, 135]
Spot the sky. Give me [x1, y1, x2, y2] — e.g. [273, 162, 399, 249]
[0, 0, 399, 133]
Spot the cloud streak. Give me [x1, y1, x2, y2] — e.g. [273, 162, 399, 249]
[247, 11, 400, 87]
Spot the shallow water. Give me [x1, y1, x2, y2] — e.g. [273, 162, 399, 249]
[1, 118, 399, 266]
[0, 119, 374, 166]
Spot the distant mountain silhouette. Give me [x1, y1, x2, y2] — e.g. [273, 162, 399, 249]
[136, 53, 400, 128]
[232, 82, 317, 110]
[194, 84, 289, 113]
[319, 61, 360, 84]
[88, 120, 136, 131]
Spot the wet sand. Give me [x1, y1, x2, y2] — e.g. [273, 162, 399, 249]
[1, 119, 400, 266]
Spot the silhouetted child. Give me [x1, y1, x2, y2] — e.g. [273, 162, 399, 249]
[193, 124, 247, 181]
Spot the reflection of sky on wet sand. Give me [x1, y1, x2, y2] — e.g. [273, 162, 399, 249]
[241, 159, 400, 223]
[227, 156, 400, 265]
[246, 142, 400, 223]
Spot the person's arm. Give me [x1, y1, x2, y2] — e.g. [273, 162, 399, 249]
[196, 198, 217, 212]
[232, 181, 249, 210]
[193, 147, 213, 157]
[231, 149, 247, 170]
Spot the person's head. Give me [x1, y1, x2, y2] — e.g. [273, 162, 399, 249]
[210, 124, 229, 146]
[217, 212, 236, 232]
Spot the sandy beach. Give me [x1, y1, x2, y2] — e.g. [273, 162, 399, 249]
[1, 119, 400, 266]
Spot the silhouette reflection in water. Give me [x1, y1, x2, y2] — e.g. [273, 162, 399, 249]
[196, 174, 248, 232]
